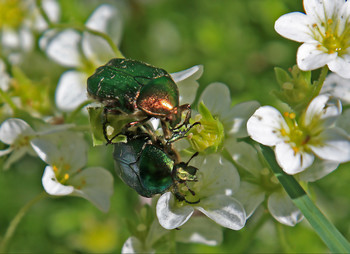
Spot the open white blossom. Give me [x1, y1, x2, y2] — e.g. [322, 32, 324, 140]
[0, 0, 60, 63]
[232, 140, 338, 226]
[122, 216, 222, 254]
[156, 154, 246, 230]
[247, 94, 350, 174]
[40, 4, 122, 111]
[275, 0, 350, 78]
[321, 73, 350, 105]
[30, 131, 114, 212]
[0, 118, 73, 169]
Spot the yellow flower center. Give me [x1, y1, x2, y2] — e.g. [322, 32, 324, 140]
[282, 112, 312, 154]
[0, 0, 27, 29]
[312, 18, 350, 56]
[188, 113, 225, 153]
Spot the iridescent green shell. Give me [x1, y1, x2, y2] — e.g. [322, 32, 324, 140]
[113, 136, 174, 197]
[87, 58, 179, 116]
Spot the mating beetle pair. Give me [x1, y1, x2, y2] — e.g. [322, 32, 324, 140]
[87, 58, 200, 203]
[87, 58, 192, 143]
[113, 131, 199, 203]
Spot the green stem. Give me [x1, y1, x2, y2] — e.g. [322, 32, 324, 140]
[260, 145, 350, 253]
[313, 66, 328, 97]
[0, 192, 47, 253]
[66, 99, 94, 123]
[35, 0, 53, 27]
[0, 89, 17, 112]
[234, 212, 270, 253]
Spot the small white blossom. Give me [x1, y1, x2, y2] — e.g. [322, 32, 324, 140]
[321, 73, 350, 105]
[40, 4, 122, 111]
[171, 65, 203, 105]
[122, 217, 222, 254]
[156, 154, 246, 230]
[0, 0, 60, 63]
[0, 118, 73, 169]
[275, 0, 350, 78]
[31, 131, 114, 212]
[247, 94, 350, 174]
[0, 59, 10, 91]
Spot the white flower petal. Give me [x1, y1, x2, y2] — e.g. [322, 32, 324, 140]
[297, 43, 337, 71]
[1, 28, 20, 49]
[122, 237, 151, 254]
[328, 56, 350, 79]
[304, 0, 343, 21]
[0, 148, 13, 157]
[321, 73, 350, 105]
[247, 106, 288, 146]
[55, 70, 89, 112]
[0, 118, 34, 144]
[226, 138, 261, 177]
[199, 83, 231, 117]
[224, 100, 260, 137]
[337, 108, 350, 134]
[42, 166, 74, 195]
[268, 191, 303, 226]
[83, 4, 122, 65]
[156, 192, 194, 230]
[71, 167, 114, 212]
[31, 131, 87, 171]
[45, 29, 82, 67]
[197, 154, 240, 197]
[196, 195, 246, 230]
[234, 181, 265, 219]
[303, 94, 341, 127]
[35, 0, 60, 31]
[175, 217, 223, 246]
[171, 65, 203, 105]
[298, 159, 339, 182]
[310, 128, 350, 163]
[275, 142, 314, 174]
[0, 59, 10, 91]
[274, 12, 314, 42]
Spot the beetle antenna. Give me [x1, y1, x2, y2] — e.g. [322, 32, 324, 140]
[185, 152, 199, 166]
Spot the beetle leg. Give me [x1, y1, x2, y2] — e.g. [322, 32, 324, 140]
[166, 122, 201, 144]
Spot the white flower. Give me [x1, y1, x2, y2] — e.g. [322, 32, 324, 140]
[171, 65, 203, 105]
[40, 4, 122, 111]
[321, 73, 350, 105]
[0, 59, 10, 91]
[31, 131, 114, 212]
[274, 0, 350, 78]
[247, 94, 350, 174]
[122, 217, 223, 254]
[0, 0, 60, 63]
[156, 154, 246, 230]
[232, 140, 339, 226]
[0, 118, 73, 169]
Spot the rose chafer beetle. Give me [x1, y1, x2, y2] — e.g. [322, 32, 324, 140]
[87, 58, 193, 143]
[113, 132, 199, 203]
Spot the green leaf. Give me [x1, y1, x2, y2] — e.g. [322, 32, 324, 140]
[260, 145, 350, 253]
[274, 67, 291, 86]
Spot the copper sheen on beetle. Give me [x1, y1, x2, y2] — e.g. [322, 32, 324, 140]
[87, 58, 192, 143]
[113, 132, 199, 203]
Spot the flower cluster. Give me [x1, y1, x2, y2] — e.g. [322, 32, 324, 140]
[2, 0, 350, 252]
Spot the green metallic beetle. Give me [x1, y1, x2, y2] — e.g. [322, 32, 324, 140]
[87, 58, 192, 143]
[113, 132, 199, 203]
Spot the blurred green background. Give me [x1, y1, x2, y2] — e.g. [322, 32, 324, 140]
[1, 0, 350, 253]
